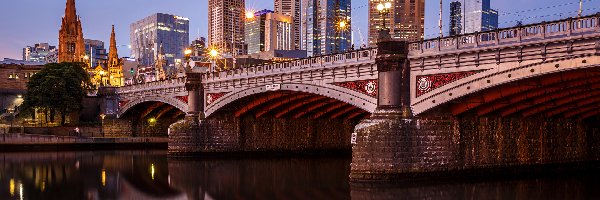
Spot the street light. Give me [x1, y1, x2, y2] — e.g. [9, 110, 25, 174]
[99, 70, 108, 86]
[184, 48, 193, 71]
[377, 2, 392, 30]
[245, 11, 255, 20]
[377, 2, 393, 41]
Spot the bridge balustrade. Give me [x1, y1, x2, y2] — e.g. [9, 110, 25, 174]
[409, 15, 600, 55]
[202, 48, 377, 82]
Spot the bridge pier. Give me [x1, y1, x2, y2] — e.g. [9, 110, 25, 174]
[350, 39, 458, 181]
[168, 72, 208, 155]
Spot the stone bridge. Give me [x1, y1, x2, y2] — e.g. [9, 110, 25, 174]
[113, 15, 600, 181]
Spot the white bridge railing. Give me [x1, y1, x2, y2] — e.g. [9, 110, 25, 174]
[409, 14, 600, 55]
[202, 48, 378, 81]
[117, 77, 186, 95]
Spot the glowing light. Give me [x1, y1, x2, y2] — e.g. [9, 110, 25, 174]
[101, 170, 106, 186]
[377, 3, 385, 11]
[245, 11, 255, 19]
[151, 164, 155, 180]
[16, 95, 22, 99]
[209, 49, 219, 58]
[99, 70, 105, 76]
[385, 2, 392, 9]
[9, 179, 15, 197]
[19, 183, 23, 200]
[339, 21, 347, 29]
[148, 118, 157, 123]
[41, 181, 45, 192]
[184, 49, 193, 55]
[84, 55, 89, 60]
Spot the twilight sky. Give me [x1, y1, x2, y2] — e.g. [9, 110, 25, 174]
[1, 0, 599, 60]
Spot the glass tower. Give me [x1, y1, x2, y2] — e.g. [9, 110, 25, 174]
[130, 13, 190, 67]
[302, 0, 351, 56]
[449, 1, 463, 36]
[463, 0, 498, 34]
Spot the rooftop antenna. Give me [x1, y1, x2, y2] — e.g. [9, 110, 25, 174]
[578, 0, 583, 17]
[439, 0, 444, 37]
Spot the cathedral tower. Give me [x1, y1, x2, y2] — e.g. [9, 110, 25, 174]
[58, 0, 86, 63]
[107, 25, 124, 86]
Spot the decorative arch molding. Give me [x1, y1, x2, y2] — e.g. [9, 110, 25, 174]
[411, 55, 600, 115]
[118, 96, 188, 118]
[204, 83, 377, 118]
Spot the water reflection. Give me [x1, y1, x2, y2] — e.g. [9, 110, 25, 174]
[0, 151, 598, 200]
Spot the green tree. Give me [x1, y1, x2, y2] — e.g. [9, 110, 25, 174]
[20, 62, 93, 126]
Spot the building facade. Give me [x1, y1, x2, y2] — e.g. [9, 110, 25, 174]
[274, 0, 301, 50]
[449, 1, 463, 36]
[368, 0, 425, 45]
[58, 0, 86, 63]
[208, 0, 246, 59]
[84, 39, 107, 68]
[190, 37, 207, 61]
[245, 10, 293, 54]
[130, 13, 190, 67]
[302, 0, 352, 56]
[463, 0, 498, 34]
[23, 43, 57, 63]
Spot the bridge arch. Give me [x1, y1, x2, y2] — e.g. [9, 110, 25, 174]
[118, 96, 188, 118]
[205, 83, 377, 118]
[416, 59, 600, 119]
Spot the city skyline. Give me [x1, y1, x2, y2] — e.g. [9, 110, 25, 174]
[1, 0, 599, 60]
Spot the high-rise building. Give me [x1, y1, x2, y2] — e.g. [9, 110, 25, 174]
[368, 0, 425, 45]
[58, 0, 86, 63]
[208, 0, 246, 58]
[463, 0, 498, 34]
[302, 0, 352, 56]
[84, 39, 107, 68]
[23, 43, 57, 63]
[449, 1, 463, 36]
[245, 10, 293, 54]
[274, 0, 301, 50]
[190, 37, 208, 61]
[130, 13, 190, 67]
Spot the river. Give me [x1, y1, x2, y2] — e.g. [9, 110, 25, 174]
[0, 151, 597, 200]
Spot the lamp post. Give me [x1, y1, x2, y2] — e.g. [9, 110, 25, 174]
[99, 70, 106, 86]
[184, 48, 193, 72]
[100, 114, 106, 137]
[208, 48, 220, 72]
[377, 2, 392, 41]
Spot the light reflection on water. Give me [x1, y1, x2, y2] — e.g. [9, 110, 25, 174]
[0, 151, 598, 200]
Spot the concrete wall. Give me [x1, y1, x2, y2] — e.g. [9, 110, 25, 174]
[169, 112, 356, 153]
[351, 109, 600, 180]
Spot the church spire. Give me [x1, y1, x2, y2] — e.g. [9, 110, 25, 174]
[109, 25, 118, 62]
[65, 0, 77, 24]
[58, 0, 85, 63]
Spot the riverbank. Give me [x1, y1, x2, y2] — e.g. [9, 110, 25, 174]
[0, 133, 167, 151]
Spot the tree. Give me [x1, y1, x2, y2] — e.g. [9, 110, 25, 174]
[20, 62, 93, 126]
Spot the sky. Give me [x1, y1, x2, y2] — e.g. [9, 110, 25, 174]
[1, 0, 600, 60]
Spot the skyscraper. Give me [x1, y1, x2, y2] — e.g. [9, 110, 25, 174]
[302, 0, 352, 56]
[23, 43, 57, 63]
[130, 13, 190, 66]
[84, 39, 107, 68]
[463, 0, 498, 34]
[208, 0, 246, 58]
[368, 0, 425, 45]
[274, 0, 301, 50]
[58, 0, 86, 63]
[449, 1, 463, 36]
[245, 10, 293, 54]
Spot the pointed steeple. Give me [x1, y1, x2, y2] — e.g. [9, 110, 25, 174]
[109, 25, 119, 62]
[65, 0, 77, 23]
[58, 0, 85, 63]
